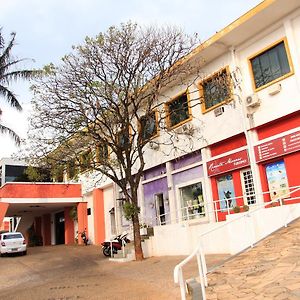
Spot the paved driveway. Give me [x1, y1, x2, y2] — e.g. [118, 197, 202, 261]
[0, 244, 224, 300]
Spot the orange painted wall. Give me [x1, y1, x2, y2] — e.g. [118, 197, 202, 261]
[77, 202, 88, 245]
[64, 207, 75, 245]
[42, 214, 51, 246]
[93, 189, 105, 245]
[0, 202, 9, 228]
[0, 183, 81, 198]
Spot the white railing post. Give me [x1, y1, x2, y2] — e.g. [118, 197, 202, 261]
[199, 242, 208, 287]
[110, 241, 113, 257]
[196, 251, 207, 300]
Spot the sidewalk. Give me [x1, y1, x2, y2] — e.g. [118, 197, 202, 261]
[206, 217, 300, 299]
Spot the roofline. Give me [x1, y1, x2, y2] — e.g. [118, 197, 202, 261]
[185, 0, 275, 60]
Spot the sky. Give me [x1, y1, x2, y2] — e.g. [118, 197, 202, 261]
[0, 0, 262, 159]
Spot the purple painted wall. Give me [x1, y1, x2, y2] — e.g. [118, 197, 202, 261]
[143, 164, 166, 180]
[173, 166, 204, 186]
[143, 177, 169, 225]
[172, 151, 202, 170]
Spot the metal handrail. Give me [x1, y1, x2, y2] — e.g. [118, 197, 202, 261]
[173, 185, 300, 300]
[139, 185, 300, 228]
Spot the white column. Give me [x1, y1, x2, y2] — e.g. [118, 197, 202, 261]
[201, 147, 216, 223]
[166, 162, 177, 224]
[284, 19, 300, 94]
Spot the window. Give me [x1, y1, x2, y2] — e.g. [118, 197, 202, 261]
[117, 128, 130, 149]
[200, 67, 231, 112]
[216, 174, 236, 211]
[96, 144, 109, 162]
[67, 159, 78, 179]
[140, 111, 158, 141]
[265, 160, 289, 201]
[165, 93, 191, 128]
[241, 169, 256, 205]
[80, 150, 92, 172]
[179, 182, 205, 220]
[249, 38, 293, 90]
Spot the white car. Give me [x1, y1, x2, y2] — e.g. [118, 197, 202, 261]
[0, 232, 27, 256]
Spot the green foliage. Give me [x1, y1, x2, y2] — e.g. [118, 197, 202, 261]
[123, 202, 140, 220]
[25, 166, 47, 182]
[243, 204, 249, 212]
[51, 164, 65, 182]
[233, 206, 241, 213]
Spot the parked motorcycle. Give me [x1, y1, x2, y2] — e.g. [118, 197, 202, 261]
[77, 229, 89, 245]
[101, 233, 130, 257]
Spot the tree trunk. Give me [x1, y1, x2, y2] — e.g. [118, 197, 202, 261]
[132, 213, 144, 261]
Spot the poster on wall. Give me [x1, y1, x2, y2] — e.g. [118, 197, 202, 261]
[265, 160, 289, 201]
[216, 174, 236, 211]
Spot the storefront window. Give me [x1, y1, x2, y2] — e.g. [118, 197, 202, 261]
[265, 160, 289, 201]
[179, 182, 205, 220]
[216, 174, 236, 211]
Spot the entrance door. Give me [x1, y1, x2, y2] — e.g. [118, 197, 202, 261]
[155, 193, 166, 225]
[55, 211, 65, 245]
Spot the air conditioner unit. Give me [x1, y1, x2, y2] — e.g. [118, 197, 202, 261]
[149, 141, 159, 150]
[245, 93, 260, 108]
[214, 106, 225, 117]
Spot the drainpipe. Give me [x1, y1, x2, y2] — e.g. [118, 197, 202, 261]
[230, 47, 263, 205]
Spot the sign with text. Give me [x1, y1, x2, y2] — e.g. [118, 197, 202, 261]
[207, 150, 250, 176]
[254, 130, 300, 162]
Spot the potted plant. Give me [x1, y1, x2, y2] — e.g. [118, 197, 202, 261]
[233, 206, 241, 213]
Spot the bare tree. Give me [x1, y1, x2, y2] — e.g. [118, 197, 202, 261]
[27, 22, 206, 260]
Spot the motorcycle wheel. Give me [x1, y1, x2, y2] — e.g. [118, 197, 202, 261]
[103, 247, 112, 257]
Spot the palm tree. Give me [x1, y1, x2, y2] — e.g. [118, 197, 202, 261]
[0, 30, 36, 145]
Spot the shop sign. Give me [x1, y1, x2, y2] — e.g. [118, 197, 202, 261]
[254, 130, 300, 162]
[207, 150, 249, 176]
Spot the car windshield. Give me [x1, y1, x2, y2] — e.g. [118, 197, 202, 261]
[3, 234, 23, 240]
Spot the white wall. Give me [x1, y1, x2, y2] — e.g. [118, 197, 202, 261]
[144, 203, 300, 257]
[103, 185, 114, 240]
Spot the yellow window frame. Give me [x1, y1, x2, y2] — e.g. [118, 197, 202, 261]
[248, 37, 294, 92]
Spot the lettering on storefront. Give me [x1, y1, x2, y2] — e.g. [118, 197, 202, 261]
[255, 130, 300, 162]
[207, 150, 250, 176]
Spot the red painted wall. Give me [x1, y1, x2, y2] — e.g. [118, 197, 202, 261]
[93, 189, 105, 245]
[64, 207, 75, 245]
[42, 214, 51, 246]
[0, 183, 81, 198]
[77, 202, 88, 245]
[259, 152, 300, 204]
[210, 134, 247, 157]
[211, 170, 246, 221]
[257, 111, 300, 140]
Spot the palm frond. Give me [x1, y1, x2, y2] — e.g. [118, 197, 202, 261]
[1, 69, 38, 83]
[0, 85, 22, 111]
[0, 123, 21, 145]
[0, 32, 16, 67]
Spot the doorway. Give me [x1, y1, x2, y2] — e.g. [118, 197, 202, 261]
[155, 193, 166, 225]
[55, 211, 65, 245]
